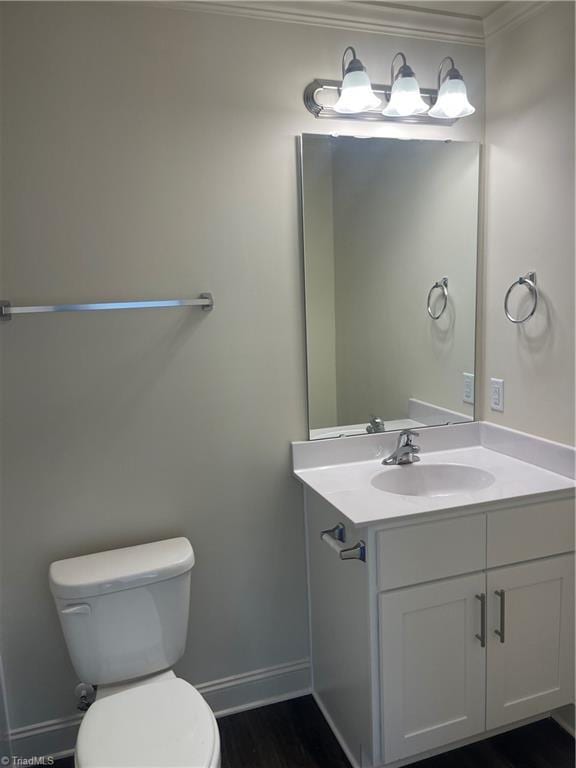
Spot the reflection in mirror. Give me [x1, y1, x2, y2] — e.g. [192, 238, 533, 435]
[300, 134, 479, 440]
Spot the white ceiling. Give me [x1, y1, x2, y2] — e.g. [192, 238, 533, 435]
[361, 1, 507, 20]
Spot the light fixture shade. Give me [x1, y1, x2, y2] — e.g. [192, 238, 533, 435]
[429, 77, 475, 119]
[382, 75, 428, 117]
[334, 69, 381, 114]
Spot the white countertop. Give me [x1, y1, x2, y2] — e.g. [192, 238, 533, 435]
[295, 443, 575, 527]
[310, 418, 421, 441]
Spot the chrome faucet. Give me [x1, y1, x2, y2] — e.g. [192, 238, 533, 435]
[382, 430, 420, 466]
[366, 416, 386, 434]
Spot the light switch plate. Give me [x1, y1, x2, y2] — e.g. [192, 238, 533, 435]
[463, 373, 475, 404]
[490, 378, 504, 412]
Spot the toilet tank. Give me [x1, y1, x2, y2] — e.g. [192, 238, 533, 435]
[49, 538, 194, 686]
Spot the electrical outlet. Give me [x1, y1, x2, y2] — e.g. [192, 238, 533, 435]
[463, 373, 475, 405]
[490, 378, 504, 412]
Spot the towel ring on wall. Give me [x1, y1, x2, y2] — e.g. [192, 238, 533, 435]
[427, 277, 448, 320]
[504, 272, 538, 323]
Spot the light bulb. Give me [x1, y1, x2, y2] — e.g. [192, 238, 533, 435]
[334, 69, 381, 113]
[333, 47, 381, 114]
[383, 75, 429, 117]
[429, 77, 475, 119]
[382, 53, 428, 118]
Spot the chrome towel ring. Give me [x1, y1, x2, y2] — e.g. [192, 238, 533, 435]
[504, 272, 538, 323]
[427, 277, 448, 320]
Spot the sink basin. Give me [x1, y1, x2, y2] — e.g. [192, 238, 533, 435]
[371, 463, 495, 497]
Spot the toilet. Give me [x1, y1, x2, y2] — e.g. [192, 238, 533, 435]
[49, 538, 220, 768]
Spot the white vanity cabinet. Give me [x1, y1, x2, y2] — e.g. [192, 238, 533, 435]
[379, 573, 486, 761]
[304, 489, 575, 768]
[486, 555, 574, 730]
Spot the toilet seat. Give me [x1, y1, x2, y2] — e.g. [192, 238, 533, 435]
[76, 677, 220, 768]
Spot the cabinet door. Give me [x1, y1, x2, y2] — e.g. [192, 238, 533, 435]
[487, 554, 575, 730]
[379, 574, 486, 762]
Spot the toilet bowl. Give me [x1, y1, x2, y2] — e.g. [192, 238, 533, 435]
[76, 674, 220, 768]
[49, 538, 220, 768]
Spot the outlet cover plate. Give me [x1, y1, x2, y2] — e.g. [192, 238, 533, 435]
[490, 378, 504, 412]
[463, 373, 475, 405]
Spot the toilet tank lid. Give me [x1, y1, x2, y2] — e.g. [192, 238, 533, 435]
[49, 538, 194, 599]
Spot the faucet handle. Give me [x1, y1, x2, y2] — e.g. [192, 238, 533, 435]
[367, 416, 386, 434]
[400, 429, 419, 445]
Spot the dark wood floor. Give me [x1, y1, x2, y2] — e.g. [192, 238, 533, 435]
[54, 694, 574, 768]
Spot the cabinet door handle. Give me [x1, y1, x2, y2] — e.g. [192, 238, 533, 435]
[475, 593, 486, 648]
[494, 589, 506, 643]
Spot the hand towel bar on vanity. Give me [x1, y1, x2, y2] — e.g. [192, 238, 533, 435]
[292, 422, 575, 768]
[320, 523, 366, 562]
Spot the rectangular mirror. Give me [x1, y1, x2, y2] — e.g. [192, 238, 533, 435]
[300, 134, 480, 440]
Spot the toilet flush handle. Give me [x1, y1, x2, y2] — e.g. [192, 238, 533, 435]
[61, 603, 91, 615]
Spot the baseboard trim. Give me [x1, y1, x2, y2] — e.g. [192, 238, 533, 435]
[10, 714, 83, 761]
[197, 658, 309, 697]
[197, 658, 311, 717]
[10, 658, 311, 759]
[312, 691, 361, 768]
[552, 707, 576, 737]
[213, 687, 312, 720]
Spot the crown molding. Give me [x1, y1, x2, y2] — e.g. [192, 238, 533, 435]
[483, 1, 550, 41]
[179, 1, 485, 46]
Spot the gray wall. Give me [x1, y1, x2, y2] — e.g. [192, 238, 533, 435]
[0, 1, 485, 745]
[481, 1, 575, 443]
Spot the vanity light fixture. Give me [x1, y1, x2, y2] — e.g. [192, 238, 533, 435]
[303, 49, 473, 124]
[382, 52, 429, 118]
[333, 47, 381, 114]
[429, 57, 475, 119]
